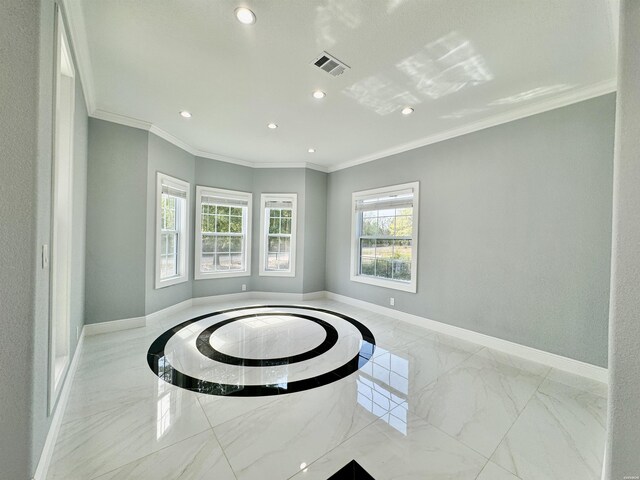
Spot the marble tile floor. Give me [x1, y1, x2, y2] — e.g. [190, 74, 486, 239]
[47, 299, 607, 480]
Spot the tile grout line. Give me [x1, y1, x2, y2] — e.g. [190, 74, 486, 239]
[197, 395, 240, 480]
[481, 365, 553, 476]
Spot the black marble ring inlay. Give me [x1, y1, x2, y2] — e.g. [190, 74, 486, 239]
[147, 305, 376, 397]
[195, 312, 339, 367]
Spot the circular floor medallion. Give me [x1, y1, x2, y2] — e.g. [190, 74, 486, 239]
[147, 305, 376, 397]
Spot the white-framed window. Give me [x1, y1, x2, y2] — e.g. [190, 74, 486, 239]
[155, 173, 190, 288]
[259, 193, 297, 277]
[195, 186, 252, 279]
[350, 182, 419, 293]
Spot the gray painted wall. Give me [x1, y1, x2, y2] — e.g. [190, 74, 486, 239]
[145, 134, 195, 313]
[0, 1, 40, 477]
[85, 119, 148, 324]
[304, 169, 328, 293]
[605, 1, 640, 476]
[326, 94, 615, 367]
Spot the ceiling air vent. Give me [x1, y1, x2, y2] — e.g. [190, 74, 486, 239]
[312, 51, 350, 77]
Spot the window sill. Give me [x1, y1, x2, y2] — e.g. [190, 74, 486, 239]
[259, 270, 296, 278]
[195, 270, 251, 280]
[349, 274, 416, 293]
[155, 275, 188, 289]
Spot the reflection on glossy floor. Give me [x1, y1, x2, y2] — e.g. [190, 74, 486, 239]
[48, 300, 607, 480]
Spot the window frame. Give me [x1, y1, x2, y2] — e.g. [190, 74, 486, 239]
[259, 193, 298, 277]
[194, 186, 252, 280]
[350, 181, 419, 293]
[155, 172, 190, 289]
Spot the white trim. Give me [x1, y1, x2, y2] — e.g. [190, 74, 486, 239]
[84, 316, 146, 336]
[59, 0, 95, 113]
[259, 193, 298, 277]
[155, 172, 190, 289]
[350, 182, 419, 293]
[145, 298, 193, 323]
[325, 291, 608, 383]
[326, 79, 617, 172]
[33, 328, 85, 480]
[194, 186, 252, 280]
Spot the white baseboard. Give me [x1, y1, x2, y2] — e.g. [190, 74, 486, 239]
[325, 291, 608, 384]
[146, 298, 193, 323]
[84, 315, 146, 336]
[33, 328, 86, 480]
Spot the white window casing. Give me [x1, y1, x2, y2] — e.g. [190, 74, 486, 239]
[195, 186, 252, 279]
[155, 172, 190, 289]
[350, 181, 419, 293]
[259, 193, 297, 277]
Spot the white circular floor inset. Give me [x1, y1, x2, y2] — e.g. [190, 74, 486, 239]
[209, 314, 327, 359]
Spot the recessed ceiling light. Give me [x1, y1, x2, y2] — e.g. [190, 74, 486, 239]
[401, 107, 414, 115]
[312, 90, 326, 99]
[180, 111, 192, 118]
[267, 123, 278, 129]
[308, 148, 315, 153]
[235, 7, 256, 25]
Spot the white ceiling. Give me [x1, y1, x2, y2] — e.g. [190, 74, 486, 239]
[64, 0, 618, 171]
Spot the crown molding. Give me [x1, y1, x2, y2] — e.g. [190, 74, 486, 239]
[326, 78, 617, 173]
[90, 109, 329, 172]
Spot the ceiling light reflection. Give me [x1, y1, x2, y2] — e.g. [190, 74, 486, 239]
[396, 31, 493, 100]
[488, 84, 574, 106]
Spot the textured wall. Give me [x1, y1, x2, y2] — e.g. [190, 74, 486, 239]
[326, 95, 615, 367]
[0, 1, 40, 477]
[85, 119, 148, 324]
[605, 1, 640, 476]
[145, 134, 195, 313]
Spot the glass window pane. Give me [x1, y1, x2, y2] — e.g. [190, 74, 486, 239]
[281, 218, 291, 235]
[281, 209, 292, 218]
[217, 205, 230, 216]
[229, 236, 243, 253]
[267, 253, 278, 270]
[393, 261, 411, 281]
[269, 218, 280, 234]
[278, 253, 290, 270]
[201, 254, 214, 272]
[268, 236, 279, 253]
[376, 239, 392, 258]
[161, 234, 168, 254]
[360, 238, 375, 257]
[362, 218, 378, 236]
[216, 215, 230, 233]
[393, 216, 412, 236]
[230, 215, 243, 233]
[230, 253, 243, 270]
[202, 235, 215, 253]
[393, 239, 412, 261]
[216, 254, 231, 270]
[216, 236, 231, 253]
[269, 209, 280, 218]
[375, 258, 392, 278]
[201, 214, 214, 233]
[378, 216, 394, 236]
[230, 207, 242, 216]
[280, 237, 290, 253]
[362, 210, 377, 219]
[360, 256, 375, 276]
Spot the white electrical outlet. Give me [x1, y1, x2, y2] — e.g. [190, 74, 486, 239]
[390, 297, 395, 306]
[42, 244, 49, 269]
[241, 284, 247, 291]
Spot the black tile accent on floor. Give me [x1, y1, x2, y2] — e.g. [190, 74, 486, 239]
[328, 460, 375, 480]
